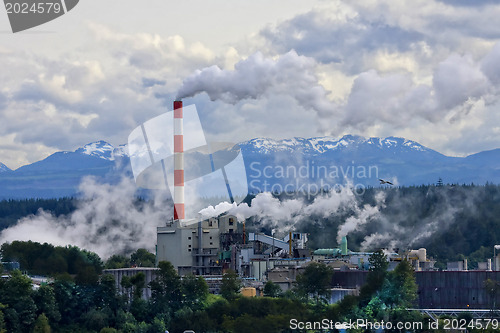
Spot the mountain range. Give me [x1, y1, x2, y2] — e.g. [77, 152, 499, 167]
[0, 135, 499, 199]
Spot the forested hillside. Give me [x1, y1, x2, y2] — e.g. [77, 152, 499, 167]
[0, 198, 76, 231]
[252, 184, 500, 268]
[1, 185, 500, 267]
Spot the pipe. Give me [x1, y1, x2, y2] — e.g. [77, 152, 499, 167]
[173, 101, 185, 221]
[198, 221, 203, 274]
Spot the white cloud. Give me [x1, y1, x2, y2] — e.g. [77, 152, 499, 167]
[2, 0, 500, 170]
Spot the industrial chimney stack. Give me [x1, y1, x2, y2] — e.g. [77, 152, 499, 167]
[173, 101, 185, 221]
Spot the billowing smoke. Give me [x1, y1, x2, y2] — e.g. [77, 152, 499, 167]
[200, 183, 487, 253]
[199, 184, 385, 240]
[336, 191, 385, 244]
[177, 50, 335, 117]
[358, 186, 476, 251]
[176, 42, 500, 143]
[0, 177, 172, 259]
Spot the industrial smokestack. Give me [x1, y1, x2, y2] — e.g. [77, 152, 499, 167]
[173, 101, 185, 221]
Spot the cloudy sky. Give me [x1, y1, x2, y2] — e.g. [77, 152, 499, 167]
[1, 0, 500, 169]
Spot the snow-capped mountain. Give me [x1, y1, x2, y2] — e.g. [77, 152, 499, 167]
[238, 135, 499, 192]
[0, 141, 128, 199]
[0, 136, 498, 199]
[75, 140, 129, 161]
[241, 135, 434, 155]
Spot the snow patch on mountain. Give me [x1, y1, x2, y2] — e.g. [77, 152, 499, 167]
[75, 140, 115, 160]
[242, 135, 431, 155]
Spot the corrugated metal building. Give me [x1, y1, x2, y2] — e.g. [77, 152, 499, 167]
[331, 271, 500, 309]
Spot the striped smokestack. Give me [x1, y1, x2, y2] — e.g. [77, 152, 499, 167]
[173, 100, 185, 221]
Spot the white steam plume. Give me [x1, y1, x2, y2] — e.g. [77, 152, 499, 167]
[358, 186, 481, 251]
[336, 190, 385, 243]
[177, 50, 335, 117]
[0, 177, 172, 259]
[199, 184, 385, 239]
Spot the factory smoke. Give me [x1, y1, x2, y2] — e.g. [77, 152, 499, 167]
[176, 44, 500, 141]
[0, 175, 489, 259]
[199, 183, 486, 252]
[177, 51, 335, 117]
[357, 185, 480, 251]
[199, 184, 385, 240]
[0, 177, 172, 259]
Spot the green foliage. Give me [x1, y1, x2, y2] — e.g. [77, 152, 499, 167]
[181, 274, 209, 310]
[0, 198, 76, 232]
[220, 270, 242, 301]
[130, 272, 146, 300]
[32, 313, 51, 333]
[263, 280, 283, 298]
[295, 262, 334, 305]
[100, 328, 118, 333]
[149, 261, 182, 320]
[380, 260, 418, 308]
[0, 270, 37, 331]
[130, 249, 155, 267]
[105, 254, 130, 269]
[81, 308, 110, 332]
[99, 274, 121, 312]
[484, 278, 500, 310]
[130, 298, 148, 323]
[0, 304, 6, 333]
[0, 241, 103, 277]
[359, 249, 388, 305]
[33, 285, 61, 324]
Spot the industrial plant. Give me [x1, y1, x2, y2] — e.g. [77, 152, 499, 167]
[103, 101, 500, 311]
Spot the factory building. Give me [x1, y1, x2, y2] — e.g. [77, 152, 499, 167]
[124, 99, 500, 307]
[156, 215, 238, 275]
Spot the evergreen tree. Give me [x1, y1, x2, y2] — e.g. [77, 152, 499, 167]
[380, 260, 417, 308]
[295, 262, 333, 305]
[359, 249, 389, 305]
[220, 270, 242, 301]
[149, 261, 182, 316]
[33, 285, 61, 325]
[130, 249, 155, 267]
[181, 274, 209, 310]
[263, 281, 283, 298]
[0, 270, 37, 331]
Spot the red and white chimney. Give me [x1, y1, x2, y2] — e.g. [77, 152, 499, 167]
[173, 100, 185, 221]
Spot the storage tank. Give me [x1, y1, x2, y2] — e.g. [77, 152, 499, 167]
[241, 287, 257, 297]
[341, 236, 348, 255]
[418, 248, 427, 262]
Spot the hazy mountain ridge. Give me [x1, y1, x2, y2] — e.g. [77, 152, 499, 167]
[0, 136, 499, 198]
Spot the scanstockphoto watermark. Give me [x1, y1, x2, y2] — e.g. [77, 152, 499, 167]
[289, 318, 424, 331]
[248, 161, 379, 197]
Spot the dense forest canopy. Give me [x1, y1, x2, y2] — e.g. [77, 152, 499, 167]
[1, 184, 500, 268]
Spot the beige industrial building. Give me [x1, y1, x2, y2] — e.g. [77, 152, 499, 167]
[156, 215, 238, 275]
